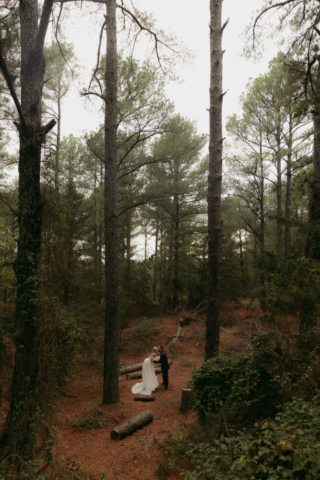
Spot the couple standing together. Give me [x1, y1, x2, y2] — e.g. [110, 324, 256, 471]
[131, 345, 170, 396]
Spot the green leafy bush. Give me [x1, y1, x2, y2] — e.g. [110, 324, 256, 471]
[157, 398, 320, 480]
[72, 415, 102, 431]
[192, 331, 288, 423]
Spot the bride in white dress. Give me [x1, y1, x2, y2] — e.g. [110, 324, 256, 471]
[131, 347, 159, 395]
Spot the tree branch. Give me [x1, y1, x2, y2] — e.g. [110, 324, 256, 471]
[44, 119, 57, 134]
[0, 193, 18, 216]
[35, 0, 54, 52]
[0, 42, 26, 129]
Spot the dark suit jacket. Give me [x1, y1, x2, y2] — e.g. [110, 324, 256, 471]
[154, 351, 170, 372]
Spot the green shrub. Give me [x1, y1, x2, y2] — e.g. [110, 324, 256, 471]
[157, 398, 320, 480]
[180, 357, 197, 367]
[191, 331, 288, 423]
[72, 415, 102, 431]
[0, 457, 109, 479]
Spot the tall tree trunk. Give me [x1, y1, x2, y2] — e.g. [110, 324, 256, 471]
[126, 211, 132, 299]
[144, 221, 148, 261]
[167, 222, 174, 306]
[306, 59, 320, 261]
[0, 0, 55, 461]
[93, 170, 99, 293]
[103, 0, 119, 405]
[276, 125, 282, 256]
[159, 215, 165, 304]
[205, 0, 224, 360]
[173, 193, 180, 309]
[239, 230, 245, 288]
[98, 164, 103, 304]
[259, 135, 266, 309]
[55, 96, 61, 187]
[153, 213, 159, 301]
[300, 59, 320, 334]
[285, 113, 292, 259]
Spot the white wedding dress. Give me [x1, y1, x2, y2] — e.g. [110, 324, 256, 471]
[131, 357, 159, 395]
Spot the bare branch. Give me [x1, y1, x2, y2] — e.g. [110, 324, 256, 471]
[0, 43, 26, 129]
[0, 193, 18, 216]
[88, 19, 106, 92]
[35, 0, 54, 52]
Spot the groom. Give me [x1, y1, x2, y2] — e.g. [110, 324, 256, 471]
[154, 345, 170, 390]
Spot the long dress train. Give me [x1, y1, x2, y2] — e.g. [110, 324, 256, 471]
[131, 357, 159, 395]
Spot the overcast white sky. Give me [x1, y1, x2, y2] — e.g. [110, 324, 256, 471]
[58, 0, 279, 141]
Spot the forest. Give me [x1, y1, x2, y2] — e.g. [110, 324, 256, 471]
[0, 0, 320, 479]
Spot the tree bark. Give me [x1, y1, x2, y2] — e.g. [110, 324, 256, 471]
[285, 112, 293, 259]
[126, 210, 132, 298]
[153, 211, 159, 300]
[239, 230, 245, 288]
[306, 59, 320, 261]
[110, 410, 153, 440]
[180, 388, 194, 413]
[55, 96, 61, 186]
[93, 169, 99, 294]
[0, 0, 55, 461]
[205, 0, 224, 360]
[276, 124, 282, 256]
[259, 133, 266, 308]
[98, 164, 103, 304]
[173, 193, 180, 309]
[103, 0, 119, 405]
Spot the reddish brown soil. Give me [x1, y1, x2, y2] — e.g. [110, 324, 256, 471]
[56, 303, 298, 479]
[0, 302, 299, 479]
[56, 315, 203, 480]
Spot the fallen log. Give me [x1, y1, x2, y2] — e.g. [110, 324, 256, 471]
[180, 388, 194, 413]
[134, 395, 155, 402]
[119, 362, 144, 375]
[126, 359, 172, 380]
[110, 410, 153, 440]
[172, 324, 182, 344]
[127, 367, 161, 380]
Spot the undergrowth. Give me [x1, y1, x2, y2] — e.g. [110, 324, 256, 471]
[72, 406, 105, 431]
[156, 329, 320, 479]
[0, 457, 109, 479]
[119, 316, 161, 355]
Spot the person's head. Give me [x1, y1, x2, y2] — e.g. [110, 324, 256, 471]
[159, 345, 164, 352]
[152, 346, 158, 353]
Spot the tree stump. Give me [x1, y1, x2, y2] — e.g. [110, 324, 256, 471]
[110, 410, 153, 440]
[180, 388, 194, 413]
[134, 395, 155, 402]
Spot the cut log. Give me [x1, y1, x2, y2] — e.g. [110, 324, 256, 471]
[110, 410, 153, 440]
[180, 388, 194, 413]
[119, 362, 144, 375]
[127, 368, 160, 380]
[134, 395, 155, 402]
[126, 359, 172, 380]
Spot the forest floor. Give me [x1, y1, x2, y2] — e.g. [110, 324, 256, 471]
[55, 301, 298, 480]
